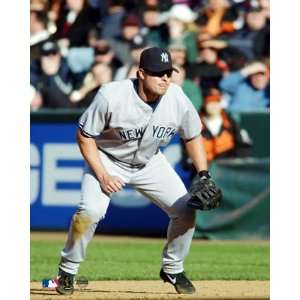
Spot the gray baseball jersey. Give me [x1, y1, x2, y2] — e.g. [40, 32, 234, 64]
[78, 79, 202, 168]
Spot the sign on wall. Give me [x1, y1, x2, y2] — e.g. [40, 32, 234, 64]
[30, 123, 190, 234]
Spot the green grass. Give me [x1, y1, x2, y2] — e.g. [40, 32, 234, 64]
[30, 239, 269, 281]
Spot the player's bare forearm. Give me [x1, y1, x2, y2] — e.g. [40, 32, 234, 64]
[76, 129, 125, 194]
[184, 135, 208, 172]
[76, 129, 109, 181]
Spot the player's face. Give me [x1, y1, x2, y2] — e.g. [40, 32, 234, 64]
[142, 69, 173, 96]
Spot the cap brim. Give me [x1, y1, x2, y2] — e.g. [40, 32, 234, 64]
[41, 50, 58, 56]
[141, 66, 179, 73]
[153, 67, 179, 73]
[155, 66, 179, 73]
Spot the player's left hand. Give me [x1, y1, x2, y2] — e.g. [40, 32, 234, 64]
[187, 171, 222, 210]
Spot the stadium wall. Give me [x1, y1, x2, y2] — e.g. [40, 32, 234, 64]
[30, 110, 270, 239]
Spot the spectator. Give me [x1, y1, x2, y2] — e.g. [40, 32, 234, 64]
[70, 62, 113, 108]
[114, 34, 148, 80]
[227, 7, 269, 60]
[196, 0, 240, 37]
[168, 41, 188, 68]
[30, 41, 77, 108]
[94, 39, 123, 76]
[67, 36, 122, 83]
[66, 28, 100, 75]
[30, 10, 51, 61]
[203, 7, 269, 61]
[100, 0, 126, 39]
[171, 64, 203, 112]
[180, 87, 251, 174]
[107, 13, 142, 64]
[189, 32, 228, 96]
[160, 4, 199, 63]
[140, 7, 169, 48]
[219, 61, 270, 112]
[54, 0, 96, 48]
[200, 88, 252, 162]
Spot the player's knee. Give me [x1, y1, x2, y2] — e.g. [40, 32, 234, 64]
[71, 212, 93, 240]
[179, 207, 196, 228]
[77, 206, 107, 223]
[168, 194, 196, 226]
[87, 209, 107, 223]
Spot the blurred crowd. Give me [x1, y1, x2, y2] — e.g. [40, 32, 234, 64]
[30, 0, 270, 162]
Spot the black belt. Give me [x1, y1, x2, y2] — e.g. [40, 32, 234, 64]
[98, 148, 146, 169]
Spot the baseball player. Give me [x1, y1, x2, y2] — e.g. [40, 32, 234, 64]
[55, 47, 221, 295]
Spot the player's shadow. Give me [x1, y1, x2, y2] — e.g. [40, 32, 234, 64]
[83, 288, 175, 294]
[30, 289, 58, 296]
[30, 288, 175, 295]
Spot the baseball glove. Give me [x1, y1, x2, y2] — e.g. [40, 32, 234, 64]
[187, 171, 222, 210]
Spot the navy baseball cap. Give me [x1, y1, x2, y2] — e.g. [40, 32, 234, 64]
[139, 47, 179, 73]
[41, 41, 59, 56]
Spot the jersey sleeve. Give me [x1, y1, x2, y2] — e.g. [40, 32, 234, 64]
[78, 90, 109, 137]
[178, 90, 202, 140]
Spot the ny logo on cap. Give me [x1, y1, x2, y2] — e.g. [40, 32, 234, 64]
[161, 52, 169, 63]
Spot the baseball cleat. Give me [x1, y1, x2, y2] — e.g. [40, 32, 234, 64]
[160, 268, 196, 294]
[55, 269, 74, 295]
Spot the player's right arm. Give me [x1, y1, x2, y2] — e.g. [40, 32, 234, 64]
[77, 89, 125, 195]
[77, 129, 125, 195]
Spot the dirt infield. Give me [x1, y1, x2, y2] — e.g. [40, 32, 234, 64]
[31, 231, 269, 245]
[30, 280, 269, 300]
